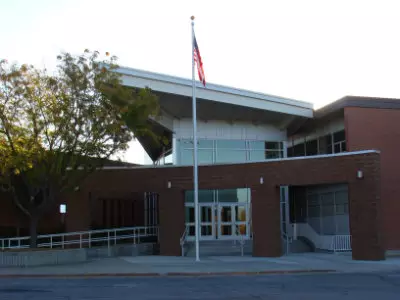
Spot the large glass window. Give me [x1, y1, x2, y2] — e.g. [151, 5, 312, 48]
[185, 189, 214, 203]
[216, 140, 246, 163]
[305, 184, 349, 235]
[177, 138, 284, 165]
[179, 148, 213, 165]
[287, 129, 346, 157]
[249, 141, 283, 161]
[318, 135, 332, 154]
[305, 139, 318, 156]
[185, 188, 250, 204]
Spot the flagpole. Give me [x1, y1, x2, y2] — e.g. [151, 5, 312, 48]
[191, 15, 200, 262]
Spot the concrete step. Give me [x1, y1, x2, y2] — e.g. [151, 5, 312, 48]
[185, 240, 252, 257]
[286, 239, 313, 253]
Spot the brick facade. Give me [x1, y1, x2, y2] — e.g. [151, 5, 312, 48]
[71, 151, 383, 260]
[345, 107, 400, 250]
[0, 151, 383, 260]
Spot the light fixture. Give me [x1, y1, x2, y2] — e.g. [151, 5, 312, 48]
[167, 181, 171, 188]
[260, 177, 264, 184]
[357, 170, 363, 179]
[59, 204, 67, 214]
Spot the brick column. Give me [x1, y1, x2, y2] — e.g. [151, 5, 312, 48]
[65, 190, 91, 233]
[251, 186, 282, 257]
[158, 188, 185, 256]
[349, 179, 385, 260]
[63, 190, 91, 248]
[133, 193, 145, 226]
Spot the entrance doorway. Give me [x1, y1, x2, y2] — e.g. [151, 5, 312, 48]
[185, 202, 251, 241]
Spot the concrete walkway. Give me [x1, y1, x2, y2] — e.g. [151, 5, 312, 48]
[0, 253, 400, 277]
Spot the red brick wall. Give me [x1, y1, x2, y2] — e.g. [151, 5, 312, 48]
[0, 192, 64, 236]
[0, 152, 383, 260]
[252, 186, 282, 257]
[345, 107, 400, 250]
[74, 152, 383, 260]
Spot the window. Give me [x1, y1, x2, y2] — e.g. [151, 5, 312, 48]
[333, 130, 345, 143]
[332, 130, 346, 153]
[318, 135, 332, 154]
[215, 140, 247, 163]
[176, 138, 285, 165]
[265, 142, 281, 150]
[185, 188, 251, 204]
[185, 189, 214, 203]
[250, 141, 283, 160]
[292, 143, 305, 157]
[305, 139, 318, 156]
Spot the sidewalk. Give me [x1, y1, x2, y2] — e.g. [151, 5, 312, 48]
[0, 253, 400, 277]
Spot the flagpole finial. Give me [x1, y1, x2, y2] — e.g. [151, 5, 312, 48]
[191, 16, 195, 20]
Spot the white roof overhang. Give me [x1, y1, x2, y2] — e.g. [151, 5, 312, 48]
[117, 67, 314, 118]
[115, 66, 314, 161]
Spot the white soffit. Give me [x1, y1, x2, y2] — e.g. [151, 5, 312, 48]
[117, 67, 314, 118]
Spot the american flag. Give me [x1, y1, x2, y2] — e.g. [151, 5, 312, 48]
[193, 34, 206, 87]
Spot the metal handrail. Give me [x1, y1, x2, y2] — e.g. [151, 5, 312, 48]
[155, 148, 173, 166]
[331, 234, 352, 253]
[0, 226, 159, 250]
[234, 224, 245, 256]
[180, 225, 189, 257]
[281, 231, 293, 255]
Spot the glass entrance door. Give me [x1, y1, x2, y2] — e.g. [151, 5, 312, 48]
[235, 203, 250, 237]
[217, 203, 250, 239]
[217, 204, 234, 239]
[185, 202, 250, 241]
[199, 203, 215, 240]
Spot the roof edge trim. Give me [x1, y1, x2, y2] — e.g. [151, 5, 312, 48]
[116, 66, 314, 110]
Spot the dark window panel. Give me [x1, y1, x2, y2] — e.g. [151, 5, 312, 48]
[265, 142, 282, 150]
[292, 143, 305, 157]
[305, 139, 318, 156]
[265, 151, 283, 159]
[333, 130, 345, 143]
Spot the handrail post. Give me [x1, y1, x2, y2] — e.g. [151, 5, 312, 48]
[50, 236, 53, 249]
[286, 234, 289, 255]
[107, 231, 110, 257]
[89, 232, 91, 248]
[18, 239, 21, 248]
[80, 234, 82, 248]
[114, 229, 117, 246]
[62, 235, 64, 249]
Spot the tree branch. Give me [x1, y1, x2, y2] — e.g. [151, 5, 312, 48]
[9, 186, 31, 217]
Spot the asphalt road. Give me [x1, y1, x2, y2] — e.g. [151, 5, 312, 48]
[1, 271, 400, 299]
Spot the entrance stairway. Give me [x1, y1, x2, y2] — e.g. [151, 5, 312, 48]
[184, 238, 311, 257]
[184, 240, 252, 257]
[283, 238, 313, 253]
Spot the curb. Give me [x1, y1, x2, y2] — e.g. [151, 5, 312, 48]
[0, 269, 336, 278]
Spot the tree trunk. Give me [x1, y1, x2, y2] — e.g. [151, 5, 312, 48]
[29, 215, 39, 248]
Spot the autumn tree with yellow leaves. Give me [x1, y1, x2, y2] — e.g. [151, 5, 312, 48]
[0, 51, 159, 247]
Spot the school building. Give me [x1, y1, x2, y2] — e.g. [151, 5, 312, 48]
[2, 66, 399, 261]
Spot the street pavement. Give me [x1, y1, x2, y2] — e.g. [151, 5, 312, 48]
[1, 253, 400, 276]
[1, 271, 400, 299]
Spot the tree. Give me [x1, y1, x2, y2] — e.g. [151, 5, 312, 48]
[0, 51, 159, 247]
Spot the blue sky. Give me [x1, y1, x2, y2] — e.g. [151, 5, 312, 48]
[1, 0, 400, 163]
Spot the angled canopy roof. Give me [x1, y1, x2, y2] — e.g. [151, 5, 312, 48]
[115, 66, 315, 161]
[117, 66, 314, 118]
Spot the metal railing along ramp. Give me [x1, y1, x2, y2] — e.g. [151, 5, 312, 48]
[295, 223, 352, 252]
[0, 226, 159, 250]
